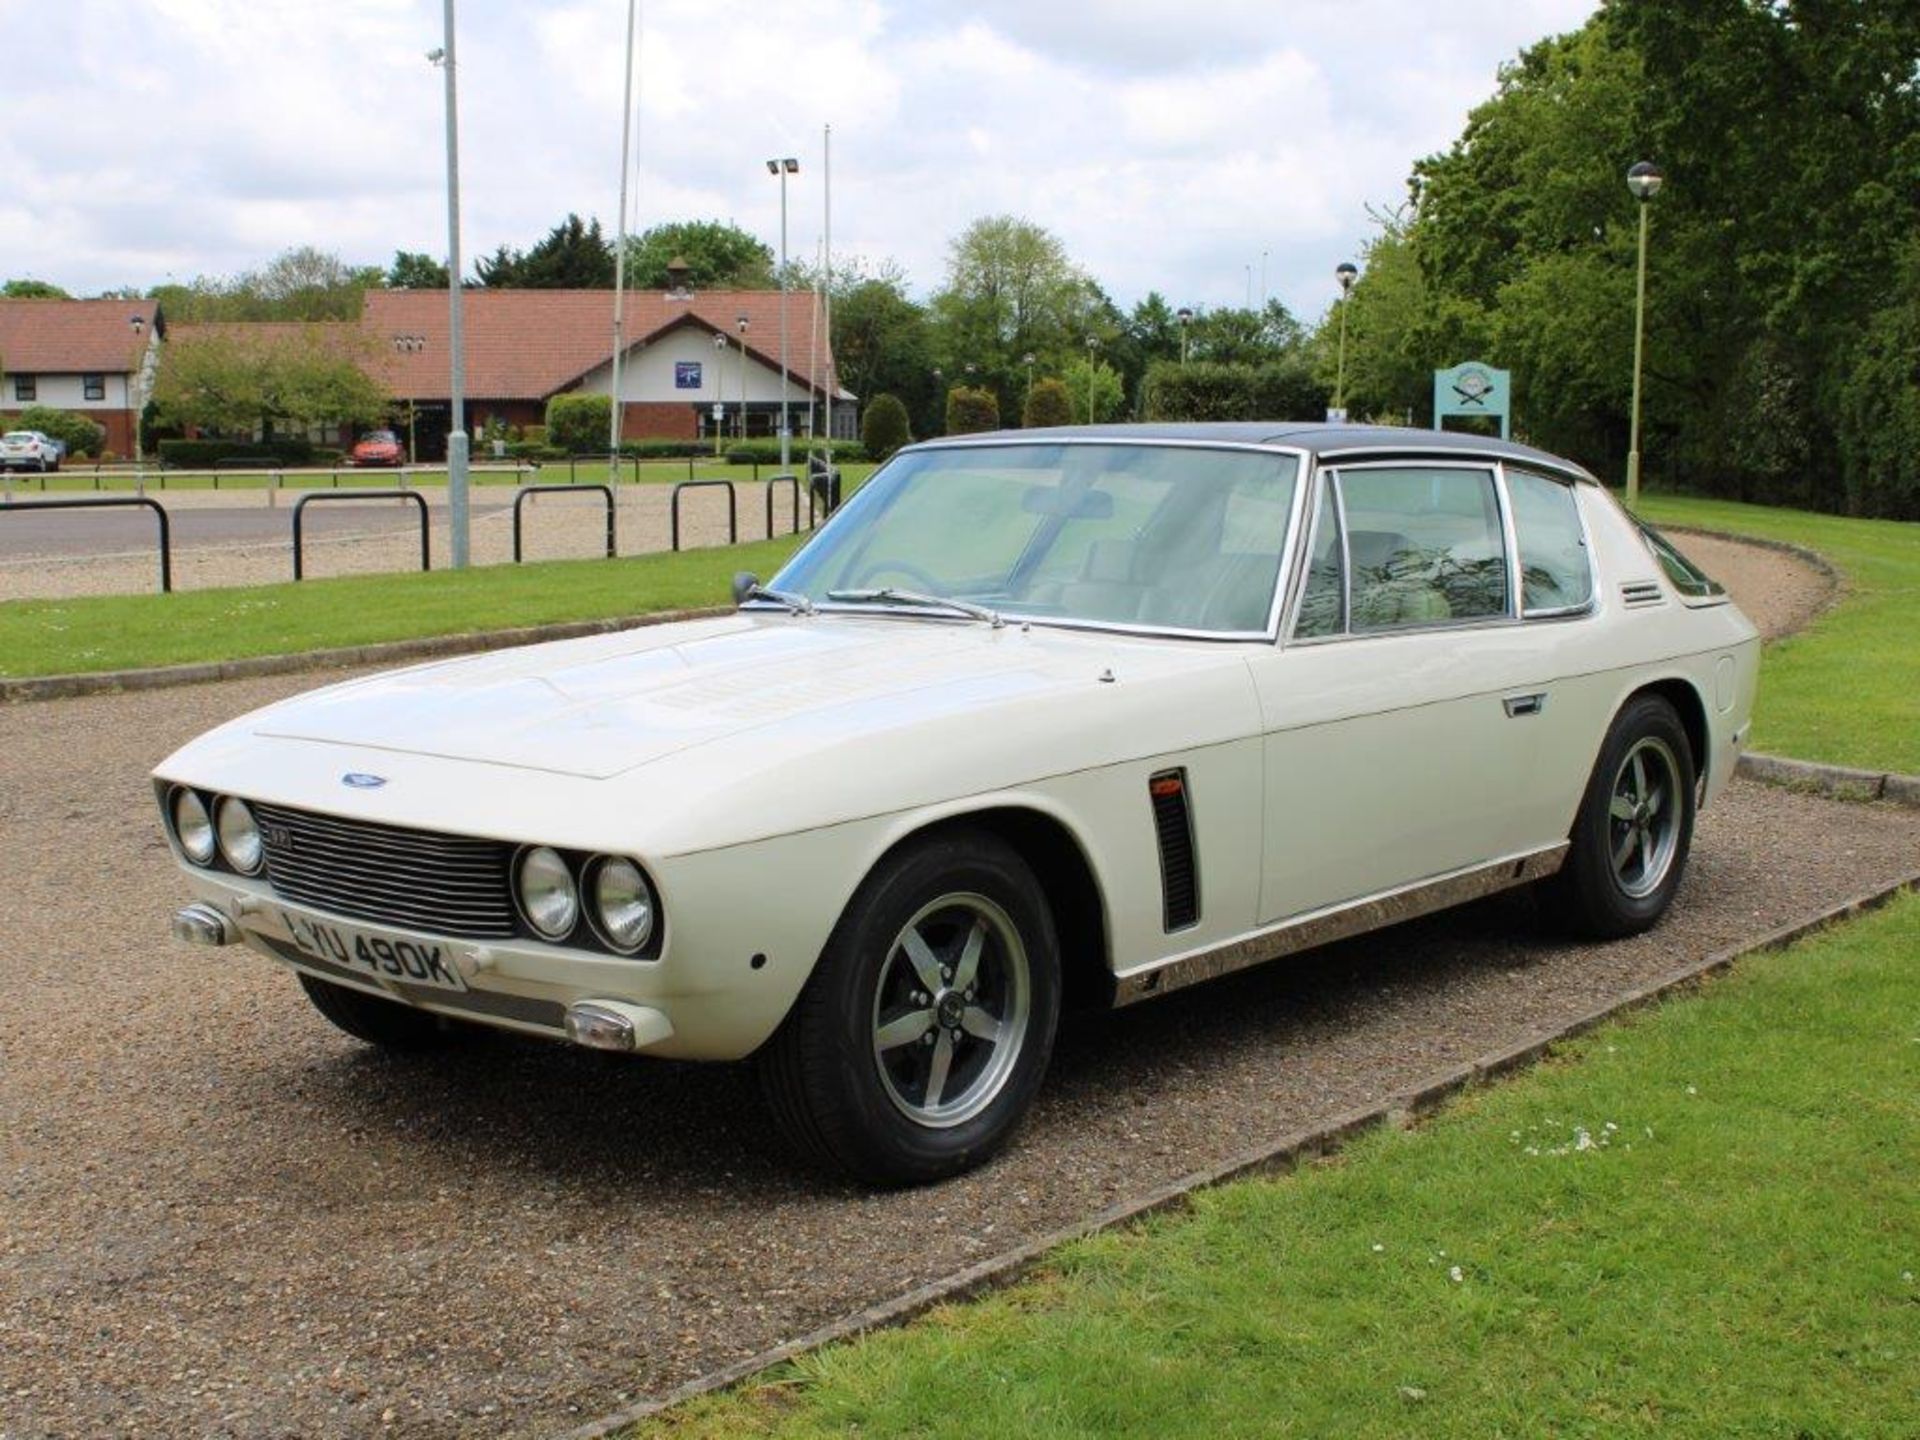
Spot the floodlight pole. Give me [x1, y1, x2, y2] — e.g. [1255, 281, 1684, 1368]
[822, 124, 833, 450]
[609, 0, 639, 458]
[438, 0, 470, 567]
[1624, 161, 1665, 508]
[768, 158, 798, 470]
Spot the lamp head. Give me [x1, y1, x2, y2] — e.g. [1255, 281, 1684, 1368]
[1335, 262, 1359, 293]
[1627, 160, 1664, 202]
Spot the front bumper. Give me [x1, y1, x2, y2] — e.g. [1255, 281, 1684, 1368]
[172, 874, 681, 1051]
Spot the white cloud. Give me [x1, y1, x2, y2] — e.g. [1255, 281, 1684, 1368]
[0, 0, 1597, 319]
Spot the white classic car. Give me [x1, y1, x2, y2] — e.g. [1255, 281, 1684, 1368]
[158, 424, 1758, 1185]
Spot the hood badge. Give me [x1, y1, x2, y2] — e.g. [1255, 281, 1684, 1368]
[341, 772, 389, 789]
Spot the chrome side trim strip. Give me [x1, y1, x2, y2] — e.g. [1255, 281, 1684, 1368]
[1112, 843, 1569, 1006]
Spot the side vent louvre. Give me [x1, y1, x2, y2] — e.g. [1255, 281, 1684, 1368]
[1620, 580, 1666, 609]
[1149, 769, 1200, 932]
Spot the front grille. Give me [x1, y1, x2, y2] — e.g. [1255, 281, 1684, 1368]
[252, 802, 517, 939]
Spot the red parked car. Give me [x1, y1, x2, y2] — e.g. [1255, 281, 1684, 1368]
[350, 429, 404, 467]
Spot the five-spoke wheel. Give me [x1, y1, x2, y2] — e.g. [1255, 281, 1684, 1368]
[759, 829, 1060, 1186]
[1551, 693, 1698, 938]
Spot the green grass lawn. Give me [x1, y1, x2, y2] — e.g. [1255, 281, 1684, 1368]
[0, 533, 807, 677]
[1635, 493, 1920, 775]
[640, 892, 1920, 1439]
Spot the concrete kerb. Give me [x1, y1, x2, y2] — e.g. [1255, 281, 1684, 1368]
[559, 868, 1920, 1440]
[0, 606, 730, 704]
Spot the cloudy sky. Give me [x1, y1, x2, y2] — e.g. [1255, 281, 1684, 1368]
[1, 0, 1596, 320]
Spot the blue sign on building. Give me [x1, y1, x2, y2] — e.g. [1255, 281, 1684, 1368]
[675, 361, 703, 390]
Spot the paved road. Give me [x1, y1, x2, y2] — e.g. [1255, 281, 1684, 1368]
[1, 666, 1914, 1438]
[0, 498, 513, 559]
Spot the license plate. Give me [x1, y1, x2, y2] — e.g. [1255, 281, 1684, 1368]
[277, 909, 468, 992]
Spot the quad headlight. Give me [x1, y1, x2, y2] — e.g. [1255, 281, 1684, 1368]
[515, 845, 580, 940]
[214, 796, 264, 874]
[589, 856, 655, 954]
[171, 788, 217, 865]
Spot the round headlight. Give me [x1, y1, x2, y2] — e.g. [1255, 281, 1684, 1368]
[172, 788, 216, 865]
[590, 856, 655, 953]
[516, 846, 579, 940]
[215, 796, 263, 874]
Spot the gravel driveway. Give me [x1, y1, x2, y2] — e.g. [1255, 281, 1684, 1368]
[0, 537, 1907, 1438]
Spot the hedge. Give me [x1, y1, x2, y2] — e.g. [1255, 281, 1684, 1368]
[946, 385, 1000, 435]
[722, 438, 866, 466]
[545, 392, 612, 453]
[1140, 360, 1329, 423]
[861, 394, 912, 461]
[1023, 378, 1074, 429]
[157, 438, 318, 468]
[9, 406, 105, 459]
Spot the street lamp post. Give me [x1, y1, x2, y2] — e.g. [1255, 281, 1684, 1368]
[1176, 306, 1193, 365]
[736, 314, 749, 440]
[128, 314, 147, 466]
[1625, 160, 1665, 507]
[711, 332, 728, 455]
[1083, 336, 1099, 423]
[1021, 352, 1035, 416]
[429, 10, 469, 568]
[1333, 261, 1359, 419]
[766, 157, 800, 469]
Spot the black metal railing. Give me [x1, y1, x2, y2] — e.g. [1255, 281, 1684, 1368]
[669, 478, 738, 552]
[0, 495, 172, 592]
[513, 483, 615, 563]
[291, 489, 428, 581]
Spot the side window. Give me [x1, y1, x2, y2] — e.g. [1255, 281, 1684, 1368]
[13, 375, 34, 402]
[1636, 522, 1726, 598]
[83, 374, 106, 401]
[1294, 478, 1344, 637]
[1337, 465, 1509, 630]
[1507, 469, 1593, 614]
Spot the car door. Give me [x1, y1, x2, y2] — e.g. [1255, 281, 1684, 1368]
[1247, 458, 1574, 926]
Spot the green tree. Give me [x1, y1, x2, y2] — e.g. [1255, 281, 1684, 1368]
[545, 392, 612, 452]
[946, 385, 1000, 435]
[1061, 356, 1125, 424]
[831, 273, 937, 433]
[477, 214, 616, 288]
[1023, 377, 1074, 428]
[387, 251, 449, 289]
[150, 326, 387, 435]
[149, 247, 378, 322]
[931, 215, 1097, 413]
[621, 220, 774, 289]
[860, 393, 912, 461]
[3, 279, 69, 298]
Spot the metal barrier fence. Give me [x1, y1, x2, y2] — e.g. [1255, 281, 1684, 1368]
[513, 483, 615, 563]
[764, 472, 803, 538]
[6, 463, 537, 494]
[669, 479, 738, 552]
[0, 495, 172, 592]
[291, 490, 428, 581]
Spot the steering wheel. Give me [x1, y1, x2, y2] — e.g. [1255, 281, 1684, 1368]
[850, 559, 944, 591]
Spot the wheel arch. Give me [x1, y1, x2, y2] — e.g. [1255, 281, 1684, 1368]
[1625, 675, 1711, 792]
[864, 804, 1114, 1013]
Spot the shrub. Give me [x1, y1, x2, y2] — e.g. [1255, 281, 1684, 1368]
[1141, 360, 1329, 422]
[1023, 377, 1074, 429]
[13, 406, 105, 458]
[506, 440, 567, 461]
[861, 394, 911, 461]
[545, 392, 612, 454]
[617, 438, 707, 459]
[156, 438, 316, 468]
[722, 438, 866, 466]
[946, 385, 1000, 436]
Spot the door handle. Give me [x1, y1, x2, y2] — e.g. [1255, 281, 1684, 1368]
[1503, 692, 1547, 718]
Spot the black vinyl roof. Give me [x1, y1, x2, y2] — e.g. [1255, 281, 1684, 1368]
[915, 422, 1595, 482]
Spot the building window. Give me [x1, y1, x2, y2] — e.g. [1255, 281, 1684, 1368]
[13, 375, 34, 402]
[82, 374, 106, 401]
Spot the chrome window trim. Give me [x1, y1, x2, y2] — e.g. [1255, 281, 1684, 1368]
[1502, 463, 1600, 621]
[771, 438, 1315, 644]
[1299, 457, 1514, 641]
[1315, 442, 1597, 489]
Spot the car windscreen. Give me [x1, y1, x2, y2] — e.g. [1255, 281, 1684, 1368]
[362, 431, 398, 444]
[772, 443, 1302, 634]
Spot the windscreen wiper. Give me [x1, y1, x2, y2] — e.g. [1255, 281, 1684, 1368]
[740, 583, 815, 615]
[826, 587, 1004, 628]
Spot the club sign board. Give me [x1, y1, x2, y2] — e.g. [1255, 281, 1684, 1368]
[675, 361, 703, 390]
[1432, 361, 1510, 438]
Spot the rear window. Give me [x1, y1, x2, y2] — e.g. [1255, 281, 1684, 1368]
[1636, 522, 1725, 598]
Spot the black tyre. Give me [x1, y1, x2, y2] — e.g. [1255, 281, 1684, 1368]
[758, 828, 1061, 1187]
[298, 973, 464, 1050]
[1549, 693, 1697, 939]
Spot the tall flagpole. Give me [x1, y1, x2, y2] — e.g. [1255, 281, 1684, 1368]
[822, 123, 832, 450]
[608, 0, 638, 458]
